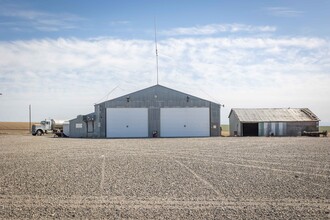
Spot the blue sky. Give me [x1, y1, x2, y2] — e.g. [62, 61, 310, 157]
[1, 0, 330, 40]
[0, 0, 329, 125]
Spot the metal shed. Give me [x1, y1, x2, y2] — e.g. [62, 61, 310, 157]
[229, 108, 320, 136]
[69, 84, 221, 138]
[69, 113, 96, 138]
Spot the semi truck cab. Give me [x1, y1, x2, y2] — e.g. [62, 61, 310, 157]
[32, 119, 53, 136]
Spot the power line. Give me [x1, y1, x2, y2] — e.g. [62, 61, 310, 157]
[95, 85, 119, 104]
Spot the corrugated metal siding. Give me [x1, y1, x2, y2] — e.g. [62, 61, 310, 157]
[259, 122, 287, 136]
[210, 103, 220, 136]
[231, 108, 319, 122]
[69, 116, 86, 138]
[286, 121, 319, 136]
[148, 108, 160, 137]
[69, 113, 98, 138]
[229, 111, 240, 136]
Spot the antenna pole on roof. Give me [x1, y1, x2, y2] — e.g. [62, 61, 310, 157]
[154, 18, 159, 85]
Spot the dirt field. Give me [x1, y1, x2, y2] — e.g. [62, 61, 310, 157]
[0, 122, 37, 135]
[0, 135, 329, 219]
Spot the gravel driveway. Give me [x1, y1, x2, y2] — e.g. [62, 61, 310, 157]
[0, 135, 329, 219]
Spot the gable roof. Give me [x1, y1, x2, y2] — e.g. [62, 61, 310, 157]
[229, 108, 319, 122]
[97, 84, 219, 105]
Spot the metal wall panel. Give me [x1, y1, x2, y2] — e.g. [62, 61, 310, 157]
[286, 121, 318, 136]
[210, 102, 221, 136]
[229, 112, 240, 136]
[278, 122, 284, 136]
[69, 116, 86, 138]
[63, 122, 70, 137]
[271, 123, 276, 136]
[69, 112, 98, 138]
[148, 108, 160, 137]
[258, 122, 264, 136]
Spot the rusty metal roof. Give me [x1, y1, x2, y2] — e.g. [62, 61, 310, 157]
[229, 108, 319, 122]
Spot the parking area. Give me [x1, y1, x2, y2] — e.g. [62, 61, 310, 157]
[0, 135, 329, 219]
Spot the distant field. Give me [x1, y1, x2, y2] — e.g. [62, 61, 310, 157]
[0, 122, 37, 135]
[221, 124, 229, 136]
[0, 122, 35, 130]
[320, 126, 330, 132]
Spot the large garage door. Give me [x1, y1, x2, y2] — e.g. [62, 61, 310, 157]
[160, 108, 209, 137]
[106, 108, 148, 138]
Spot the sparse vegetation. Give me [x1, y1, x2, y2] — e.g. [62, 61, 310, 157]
[320, 126, 330, 132]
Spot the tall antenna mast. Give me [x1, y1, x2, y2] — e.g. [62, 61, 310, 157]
[154, 18, 159, 85]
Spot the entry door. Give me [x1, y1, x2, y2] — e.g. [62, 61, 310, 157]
[106, 108, 148, 138]
[160, 108, 209, 137]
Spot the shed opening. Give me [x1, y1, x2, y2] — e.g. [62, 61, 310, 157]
[243, 123, 259, 136]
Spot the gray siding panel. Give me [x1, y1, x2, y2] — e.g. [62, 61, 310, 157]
[69, 116, 86, 138]
[148, 108, 160, 137]
[286, 121, 318, 136]
[258, 122, 264, 136]
[229, 112, 240, 136]
[210, 102, 220, 136]
[69, 113, 98, 138]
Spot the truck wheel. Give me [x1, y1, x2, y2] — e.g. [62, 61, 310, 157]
[37, 130, 43, 136]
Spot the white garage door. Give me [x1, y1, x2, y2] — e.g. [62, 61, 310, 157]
[160, 108, 210, 137]
[106, 108, 148, 138]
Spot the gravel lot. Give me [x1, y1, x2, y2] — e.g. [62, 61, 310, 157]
[0, 135, 329, 219]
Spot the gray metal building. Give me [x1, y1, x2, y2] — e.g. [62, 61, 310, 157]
[229, 108, 319, 136]
[70, 84, 221, 138]
[69, 113, 96, 138]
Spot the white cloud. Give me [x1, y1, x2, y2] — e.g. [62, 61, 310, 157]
[0, 3, 84, 32]
[265, 7, 304, 17]
[110, 20, 130, 26]
[0, 36, 329, 124]
[161, 24, 276, 36]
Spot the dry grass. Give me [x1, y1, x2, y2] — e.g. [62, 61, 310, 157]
[320, 126, 330, 132]
[221, 124, 229, 136]
[0, 122, 37, 135]
[0, 135, 329, 219]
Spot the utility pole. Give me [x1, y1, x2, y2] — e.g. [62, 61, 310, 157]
[154, 18, 159, 85]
